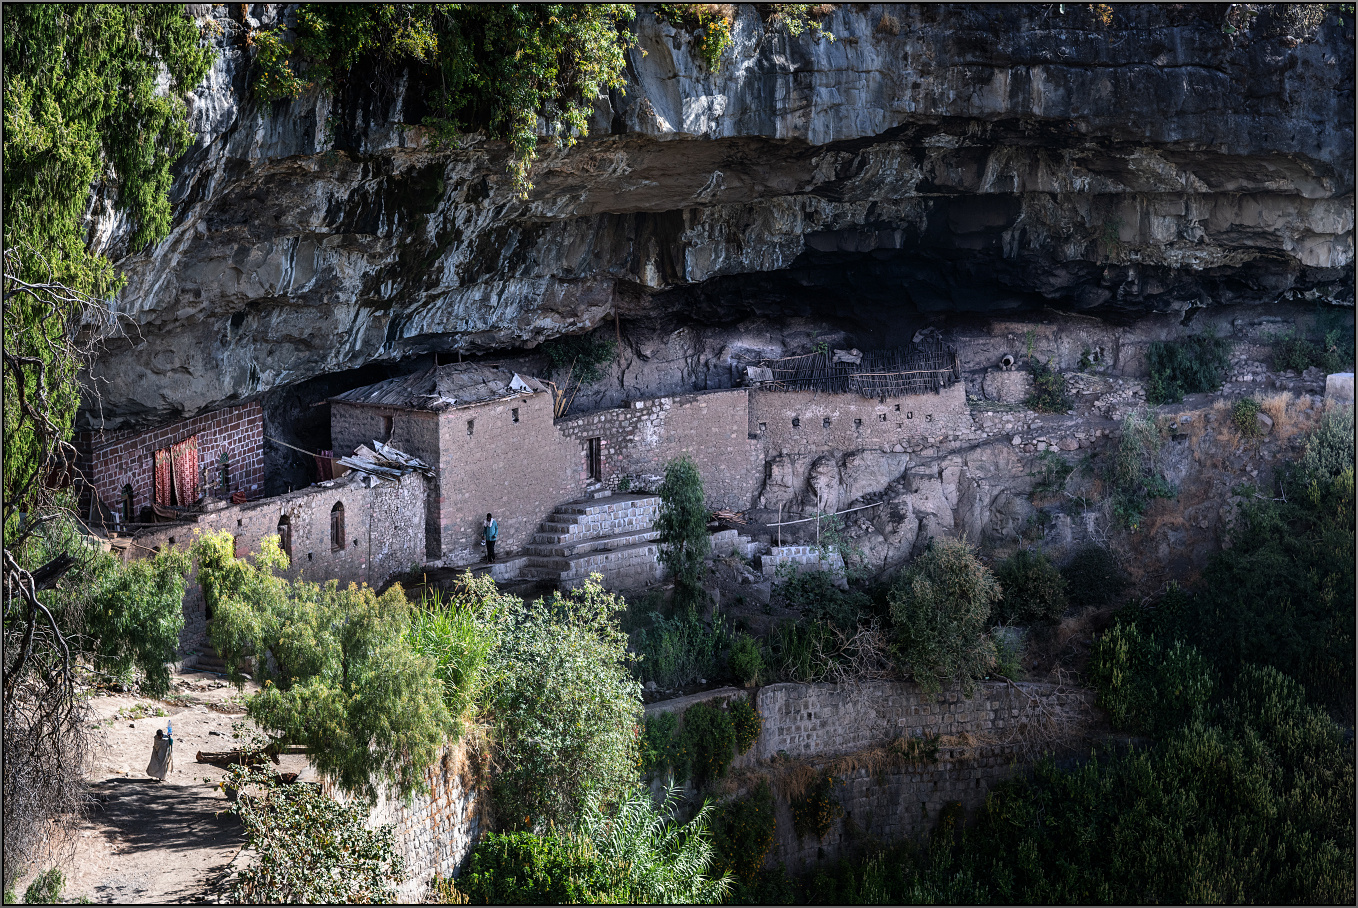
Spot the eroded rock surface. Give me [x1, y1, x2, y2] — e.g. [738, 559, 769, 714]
[85, 3, 1354, 428]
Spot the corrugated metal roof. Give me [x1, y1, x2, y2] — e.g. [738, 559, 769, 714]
[330, 365, 549, 412]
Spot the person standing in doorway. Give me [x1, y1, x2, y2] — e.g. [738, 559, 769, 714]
[483, 513, 498, 563]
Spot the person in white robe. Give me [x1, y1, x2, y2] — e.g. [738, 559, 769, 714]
[146, 728, 173, 781]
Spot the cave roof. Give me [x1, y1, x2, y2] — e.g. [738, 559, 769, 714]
[329, 364, 549, 412]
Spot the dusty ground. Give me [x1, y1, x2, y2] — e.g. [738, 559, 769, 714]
[31, 670, 314, 904]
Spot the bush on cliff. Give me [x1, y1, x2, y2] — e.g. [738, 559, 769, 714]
[656, 454, 712, 608]
[887, 537, 1001, 695]
[1144, 333, 1230, 404]
[993, 547, 1068, 625]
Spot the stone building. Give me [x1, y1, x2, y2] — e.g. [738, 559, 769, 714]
[77, 402, 266, 522]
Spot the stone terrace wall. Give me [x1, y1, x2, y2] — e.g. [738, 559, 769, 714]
[81, 403, 265, 516]
[324, 740, 484, 904]
[644, 679, 1097, 873]
[131, 472, 427, 656]
[557, 388, 763, 510]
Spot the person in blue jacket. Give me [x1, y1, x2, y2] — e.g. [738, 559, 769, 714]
[482, 513, 498, 563]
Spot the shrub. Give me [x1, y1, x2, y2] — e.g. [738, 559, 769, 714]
[222, 765, 404, 904]
[1293, 409, 1354, 491]
[641, 711, 681, 778]
[656, 3, 735, 71]
[791, 774, 842, 840]
[730, 697, 762, 753]
[486, 577, 642, 832]
[1273, 330, 1320, 373]
[22, 869, 62, 905]
[581, 785, 730, 904]
[1030, 450, 1074, 495]
[728, 632, 764, 686]
[1145, 333, 1230, 404]
[766, 619, 834, 683]
[710, 781, 777, 885]
[1088, 619, 1213, 736]
[635, 605, 729, 689]
[1108, 410, 1175, 530]
[1059, 545, 1126, 608]
[1026, 358, 1071, 413]
[656, 455, 712, 606]
[992, 628, 1024, 680]
[682, 700, 737, 787]
[774, 565, 873, 629]
[887, 537, 1001, 695]
[541, 333, 617, 386]
[1231, 396, 1265, 439]
[994, 548, 1069, 625]
[460, 831, 607, 904]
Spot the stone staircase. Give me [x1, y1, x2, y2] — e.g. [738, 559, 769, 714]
[194, 641, 229, 675]
[522, 493, 665, 590]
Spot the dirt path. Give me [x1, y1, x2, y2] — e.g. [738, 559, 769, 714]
[54, 670, 314, 904]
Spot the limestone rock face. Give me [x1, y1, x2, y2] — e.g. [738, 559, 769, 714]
[85, 3, 1354, 428]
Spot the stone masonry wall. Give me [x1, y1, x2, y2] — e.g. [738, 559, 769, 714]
[557, 388, 763, 511]
[82, 403, 265, 517]
[750, 382, 972, 459]
[437, 390, 582, 565]
[324, 740, 484, 904]
[131, 471, 427, 656]
[644, 679, 1096, 873]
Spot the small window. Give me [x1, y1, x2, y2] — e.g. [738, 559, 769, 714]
[511, 407, 519, 423]
[168, 536, 176, 546]
[792, 417, 800, 428]
[895, 404, 901, 412]
[758, 422, 766, 433]
[381, 415, 393, 442]
[822, 417, 831, 428]
[331, 502, 345, 551]
[237, 518, 243, 527]
[277, 514, 292, 564]
[307, 552, 313, 562]
[879, 413, 887, 422]
[467, 419, 474, 437]
[854, 419, 862, 428]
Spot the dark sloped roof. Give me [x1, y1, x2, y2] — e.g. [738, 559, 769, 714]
[330, 365, 549, 412]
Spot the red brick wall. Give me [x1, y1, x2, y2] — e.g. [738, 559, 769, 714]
[82, 403, 265, 516]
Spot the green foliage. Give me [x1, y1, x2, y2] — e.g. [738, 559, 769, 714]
[991, 628, 1023, 680]
[1272, 325, 1354, 375]
[765, 618, 834, 683]
[634, 604, 730, 689]
[656, 455, 712, 603]
[640, 711, 682, 777]
[729, 697, 762, 753]
[709, 781, 777, 886]
[657, 4, 735, 70]
[791, 774, 841, 841]
[540, 334, 618, 386]
[407, 579, 501, 725]
[773, 566, 873, 630]
[891, 664, 1355, 905]
[765, 3, 838, 39]
[581, 784, 730, 904]
[1030, 450, 1074, 495]
[993, 548, 1068, 625]
[26, 519, 190, 697]
[681, 700, 737, 786]
[263, 4, 636, 195]
[1231, 396, 1265, 439]
[1145, 333, 1230, 404]
[464, 786, 728, 905]
[21, 869, 62, 906]
[193, 531, 455, 801]
[888, 537, 1001, 695]
[485, 577, 642, 832]
[222, 764, 404, 904]
[1108, 410, 1174, 530]
[1025, 358, 1071, 413]
[459, 830, 606, 904]
[1089, 620, 1213, 736]
[1059, 545, 1126, 608]
[1133, 414, 1354, 712]
[728, 632, 764, 686]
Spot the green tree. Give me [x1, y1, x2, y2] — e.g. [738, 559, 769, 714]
[888, 537, 1001, 695]
[484, 576, 642, 831]
[993, 547, 1068, 625]
[193, 531, 456, 801]
[656, 455, 711, 606]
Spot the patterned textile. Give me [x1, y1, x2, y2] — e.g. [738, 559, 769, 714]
[171, 436, 199, 505]
[154, 449, 173, 506]
[315, 450, 334, 481]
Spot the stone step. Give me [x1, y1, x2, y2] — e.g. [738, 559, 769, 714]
[554, 493, 662, 518]
[524, 528, 660, 559]
[521, 541, 662, 583]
